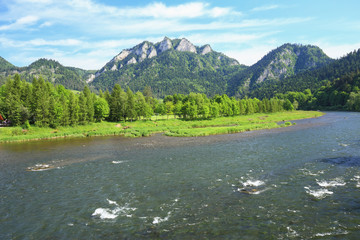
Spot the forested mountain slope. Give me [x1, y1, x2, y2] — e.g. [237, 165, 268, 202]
[89, 37, 246, 98]
[250, 48, 360, 99]
[227, 44, 333, 98]
[0, 58, 94, 91]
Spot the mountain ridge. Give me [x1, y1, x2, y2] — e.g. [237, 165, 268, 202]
[2, 38, 356, 99]
[88, 37, 239, 83]
[88, 37, 244, 97]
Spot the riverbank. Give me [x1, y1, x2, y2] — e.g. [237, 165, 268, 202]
[0, 111, 324, 143]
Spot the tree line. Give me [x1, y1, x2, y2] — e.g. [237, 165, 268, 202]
[161, 93, 292, 120]
[277, 71, 360, 111]
[249, 49, 360, 100]
[0, 74, 294, 127]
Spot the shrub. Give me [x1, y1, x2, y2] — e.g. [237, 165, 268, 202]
[22, 120, 31, 130]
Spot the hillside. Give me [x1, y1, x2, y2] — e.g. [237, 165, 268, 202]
[250, 48, 360, 99]
[0, 57, 19, 85]
[0, 56, 16, 72]
[227, 43, 333, 98]
[0, 58, 94, 91]
[89, 37, 246, 98]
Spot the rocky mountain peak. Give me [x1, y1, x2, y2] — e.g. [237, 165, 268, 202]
[201, 44, 212, 55]
[112, 50, 131, 62]
[176, 38, 197, 53]
[158, 37, 173, 53]
[134, 42, 150, 62]
[92, 37, 240, 84]
[147, 46, 157, 58]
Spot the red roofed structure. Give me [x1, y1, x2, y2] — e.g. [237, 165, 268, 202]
[0, 114, 4, 121]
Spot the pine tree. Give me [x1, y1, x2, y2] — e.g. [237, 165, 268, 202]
[68, 92, 79, 126]
[83, 86, 94, 122]
[78, 93, 87, 124]
[126, 87, 137, 121]
[109, 84, 123, 121]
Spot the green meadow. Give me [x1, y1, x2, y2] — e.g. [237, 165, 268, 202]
[0, 111, 324, 143]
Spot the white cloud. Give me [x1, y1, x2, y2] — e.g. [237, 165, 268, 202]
[129, 2, 207, 18]
[0, 15, 39, 31]
[0, 37, 83, 47]
[39, 21, 53, 28]
[19, 0, 53, 3]
[28, 38, 83, 47]
[188, 32, 278, 46]
[116, 2, 237, 19]
[319, 43, 360, 59]
[252, 5, 279, 12]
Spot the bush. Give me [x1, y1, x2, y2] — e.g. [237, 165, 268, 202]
[22, 120, 31, 130]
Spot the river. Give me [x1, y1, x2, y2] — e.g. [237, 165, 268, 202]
[1, 112, 360, 239]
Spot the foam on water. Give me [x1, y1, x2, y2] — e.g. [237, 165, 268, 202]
[304, 186, 333, 199]
[92, 199, 136, 220]
[112, 160, 127, 164]
[286, 226, 299, 238]
[241, 179, 265, 187]
[26, 163, 54, 171]
[153, 211, 171, 224]
[313, 230, 349, 237]
[92, 208, 119, 219]
[352, 175, 360, 187]
[316, 178, 346, 187]
[107, 199, 118, 206]
[299, 168, 324, 176]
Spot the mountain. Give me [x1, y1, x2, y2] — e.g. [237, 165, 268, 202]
[0, 57, 19, 85]
[250, 48, 360, 99]
[89, 37, 246, 98]
[227, 43, 333, 97]
[0, 40, 344, 99]
[0, 56, 16, 71]
[0, 58, 95, 91]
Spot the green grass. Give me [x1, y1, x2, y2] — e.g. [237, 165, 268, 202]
[0, 111, 324, 143]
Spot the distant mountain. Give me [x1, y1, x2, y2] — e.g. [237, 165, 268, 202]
[89, 37, 246, 98]
[227, 43, 333, 97]
[250, 48, 360, 99]
[0, 58, 95, 91]
[0, 57, 18, 85]
[0, 56, 16, 71]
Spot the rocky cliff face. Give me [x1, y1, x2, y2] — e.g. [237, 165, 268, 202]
[256, 48, 296, 83]
[158, 37, 173, 53]
[201, 45, 212, 55]
[176, 38, 197, 53]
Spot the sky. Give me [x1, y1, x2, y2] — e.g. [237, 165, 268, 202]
[0, 0, 360, 70]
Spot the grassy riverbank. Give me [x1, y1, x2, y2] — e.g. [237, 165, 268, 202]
[0, 111, 324, 143]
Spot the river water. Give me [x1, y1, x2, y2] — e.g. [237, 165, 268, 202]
[1, 112, 360, 239]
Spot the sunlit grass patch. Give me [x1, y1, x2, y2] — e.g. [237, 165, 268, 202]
[0, 111, 324, 142]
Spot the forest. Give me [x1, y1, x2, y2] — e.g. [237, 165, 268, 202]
[250, 49, 360, 100]
[275, 71, 360, 111]
[0, 74, 293, 128]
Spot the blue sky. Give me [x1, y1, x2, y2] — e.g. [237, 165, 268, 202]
[0, 0, 359, 70]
